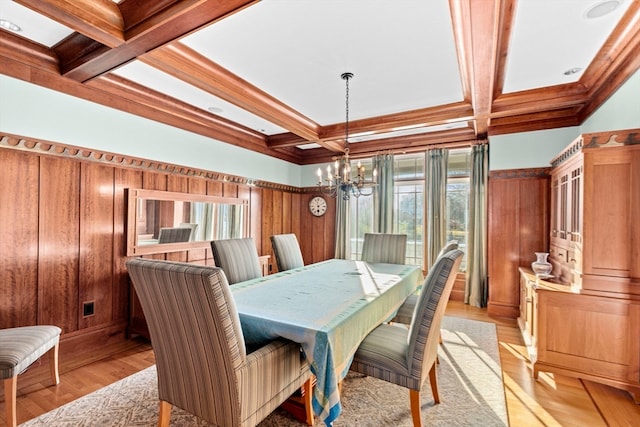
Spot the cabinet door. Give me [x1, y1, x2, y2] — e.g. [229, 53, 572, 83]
[583, 149, 632, 279]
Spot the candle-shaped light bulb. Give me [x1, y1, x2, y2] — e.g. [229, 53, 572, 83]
[373, 168, 378, 182]
[317, 167, 322, 184]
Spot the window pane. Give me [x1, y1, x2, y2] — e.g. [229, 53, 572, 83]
[350, 193, 374, 260]
[394, 183, 424, 265]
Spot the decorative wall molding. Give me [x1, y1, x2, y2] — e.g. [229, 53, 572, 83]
[551, 128, 640, 168]
[582, 129, 640, 149]
[490, 167, 550, 179]
[0, 132, 301, 193]
[550, 136, 584, 168]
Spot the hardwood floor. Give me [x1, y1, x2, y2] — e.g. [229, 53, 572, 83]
[3, 301, 639, 426]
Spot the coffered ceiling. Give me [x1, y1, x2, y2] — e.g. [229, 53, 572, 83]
[1, 0, 639, 165]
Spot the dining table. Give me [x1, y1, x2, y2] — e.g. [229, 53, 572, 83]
[231, 258, 422, 426]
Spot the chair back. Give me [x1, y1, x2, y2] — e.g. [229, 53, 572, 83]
[406, 249, 463, 380]
[178, 222, 199, 241]
[126, 259, 246, 425]
[157, 227, 192, 243]
[270, 234, 304, 271]
[361, 233, 407, 264]
[437, 240, 459, 259]
[211, 238, 262, 284]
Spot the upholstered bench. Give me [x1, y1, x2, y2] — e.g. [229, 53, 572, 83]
[0, 325, 61, 427]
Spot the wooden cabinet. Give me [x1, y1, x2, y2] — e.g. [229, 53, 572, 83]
[549, 130, 640, 295]
[519, 268, 640, 402]
[519, 129, 640, 402]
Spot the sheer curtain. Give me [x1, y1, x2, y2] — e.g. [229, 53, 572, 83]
[425, 148, 449, 270]
[466, 143, 488, 307]
[373, 153, 394, 233]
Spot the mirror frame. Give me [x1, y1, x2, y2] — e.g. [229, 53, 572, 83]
[126, 188, 249, 256]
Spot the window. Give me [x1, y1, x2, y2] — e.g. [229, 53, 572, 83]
[446, 149, 471, 271]
[348, 149, 470, 270]
[393, 154, 425, 265]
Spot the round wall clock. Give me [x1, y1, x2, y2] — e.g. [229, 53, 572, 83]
[309, 196, 328, 217]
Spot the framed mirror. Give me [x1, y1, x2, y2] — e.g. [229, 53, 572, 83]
[126, 189, 249, 256]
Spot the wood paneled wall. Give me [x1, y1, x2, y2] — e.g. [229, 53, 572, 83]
[1, 133, 555, 393]
[487, 169, 550, 318]
[0, 139, 335, 382]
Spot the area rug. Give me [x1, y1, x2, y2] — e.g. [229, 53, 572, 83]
[21, 316, 508, 426]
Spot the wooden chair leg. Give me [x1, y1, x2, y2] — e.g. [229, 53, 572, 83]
[49, 342, 60, 385]
[409, 389, 422, 427]
[428, 363, 440, 404]
[4, 376, 17, 427]
[158, 400, 172, 427]
[302, 377, 314, 426]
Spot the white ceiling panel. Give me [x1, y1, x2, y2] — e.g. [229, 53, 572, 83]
[182, 0, 463, 125]
[0, 0, 73, 47]
[504, 0, 632, 93]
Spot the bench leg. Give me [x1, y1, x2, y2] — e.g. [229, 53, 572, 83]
[49, 341, 60, 385]
[4, 376, 17, 427]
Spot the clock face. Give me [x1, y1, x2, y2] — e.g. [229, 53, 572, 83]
[309, 196, 327, 217]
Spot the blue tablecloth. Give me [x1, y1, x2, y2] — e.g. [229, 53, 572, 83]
[231, 259, 421, 425]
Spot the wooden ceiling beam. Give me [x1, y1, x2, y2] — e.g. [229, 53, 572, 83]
[142, 43, 322, 143]
[450, 0, 504, 137]
[490, 116, 582, 136]
[0, 30, 59, 73]
[15, 0, 125, 47]
[298, 127, 477, 165]
[22, 0, 258, 82]
[579, 2, 640, 121]
[318, 102, 474, 142]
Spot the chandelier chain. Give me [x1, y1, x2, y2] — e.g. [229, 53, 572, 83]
[345, 73, 349, 150]
[315, 72, 376, 200]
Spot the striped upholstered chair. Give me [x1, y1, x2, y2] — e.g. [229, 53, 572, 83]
[211, 237, 263, 285]
[361, 233, 407, 264]
[270, 234, 304, 272]
[0, 325, 61, 427]
[391, 240, 459, 325]
[350, 250, 463, 427]
[126, 259, 313, 427]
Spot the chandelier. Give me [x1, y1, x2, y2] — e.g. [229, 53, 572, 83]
[316, 72, 377, 200]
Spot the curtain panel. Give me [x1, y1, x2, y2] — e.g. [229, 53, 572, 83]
[425, 148, 449, 270]
[373, 153, 395, 233]
[466, 143, 489, 307]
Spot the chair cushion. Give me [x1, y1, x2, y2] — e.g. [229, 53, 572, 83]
[351, 323, 420, 389]
[0, 325, 61, 379]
